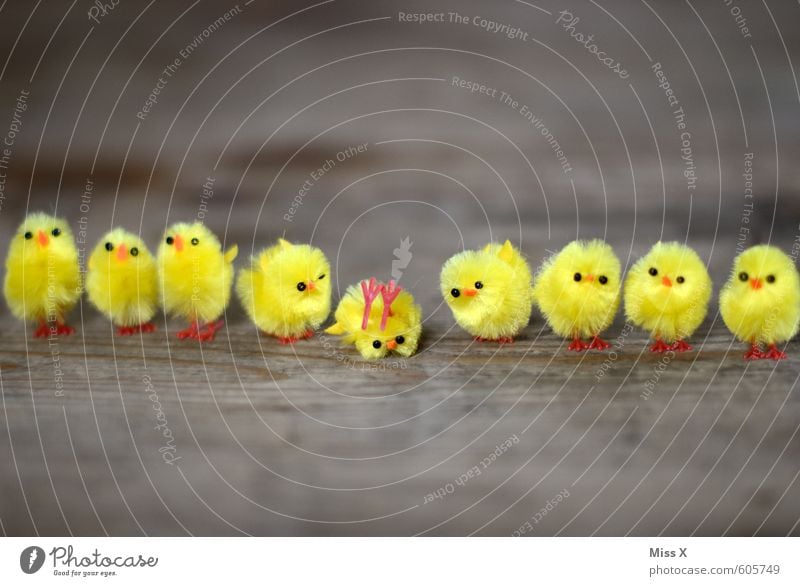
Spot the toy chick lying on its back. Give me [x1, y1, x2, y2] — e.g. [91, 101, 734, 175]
[326, 278, 422, 360]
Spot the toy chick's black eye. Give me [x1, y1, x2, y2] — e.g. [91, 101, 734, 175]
[372, 340, 382, 349]
[166, 236, 174, 245]
[191, 238, 199, 246]
[573, 272, 582, 282]
[648, 267, 658, 276]
[318, 274, 326, 279]
[451, 288, 460, 298]
[676, 276, 685, 284]
[739, 271, 748, 282]
[105, 242, 113, 251]
[474, 281, 483, 289]
[24, 231, 32, 240]
[297, 282, 306, 291]
[598, 275, 608, 285]
[51, 228, 61, 237]
[130, 247, 139, 257]
[766, 275, 775, 284]
[395, 335, 405, 344]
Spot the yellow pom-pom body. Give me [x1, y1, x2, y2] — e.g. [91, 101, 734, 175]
[236, 239, 331, 340]
[86, 229, 158, 327]
[157, 222, 238, 324]
[533, 240, 621, 340]
[720, 245, 800, 346]
[3, 213, 81, 325]
[325, 281, 422, 360]
[624, 242, 712, 343]
[440, 240, 533, 340]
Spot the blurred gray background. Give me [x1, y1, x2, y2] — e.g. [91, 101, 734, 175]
[1, 0, 799, 536]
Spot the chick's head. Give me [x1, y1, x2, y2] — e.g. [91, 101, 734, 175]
[354, 313, 421, 360]
[89, 228, 153, 274]
[440, 241, 519, 320]
[727, 245, 799, 309]
[158, 222, 224, 266]
[626, 242, 711, 313]
[11, 212, 76, 262]
[261, 239, 331, 316]
[548, 240, 620, 302]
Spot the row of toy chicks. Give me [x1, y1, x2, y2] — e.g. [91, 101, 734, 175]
[441, 239, 800, 361]
[2, 213, 419, 357]
[4, 213, 800, 361]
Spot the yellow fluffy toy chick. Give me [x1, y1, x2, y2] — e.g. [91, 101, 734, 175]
[720, 245, 800, 360]
[440, 240, 533, 343]
[624, 242, 712, 353]
[325, 278, 422, 360]
[4, 212, 81, 337]
[157, 222, 238, 342]
[533, 239, 621, 351]
[236, 239, 331, 344]
[86, 229, 159, 336]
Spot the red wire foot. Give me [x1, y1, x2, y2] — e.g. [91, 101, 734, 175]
[118, 323, 156, 336]
[744, 344, 765, 360]
[33, 322, 51, 338]
[568, 337, 590, 351]
[764, 344, 787, 361]
[301, 329, 314, 340]
[278, 335, 300, 345]
[177, 322, 199, 340]
[588, 335, 610, 351]
[196, 320, 224, 342]
[497, 336, 514, 344]
[650, 339, 671, 353]
[670, 339, 693, 353]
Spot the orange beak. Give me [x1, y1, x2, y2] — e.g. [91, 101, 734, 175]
[662, 276, 672, 287]
[116, 243, 128, 262]
[173, 234, 184, 252]
[306, 281, 316, 291]
[750, 278, 763, 290]
[386, 340, 397, 351]
[584, 274, 595, 282]
[464, 288, 477, 297]
[37, 230, 49, 248]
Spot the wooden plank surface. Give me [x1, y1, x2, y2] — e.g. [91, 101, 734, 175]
[1, 0, 800, 536]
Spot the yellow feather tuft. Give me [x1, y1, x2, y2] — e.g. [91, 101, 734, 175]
[720, 245, 800, 346]
[327, 279, 422, 360]
[533, 240, 621, 341]
[3, 213, 81, 329]
[236, 239, 331, 340]
[440, 241, 533, 340]
[624, 242, 711, 344]
[86, 228, 159, 328]
[157, 222, 236, 326]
